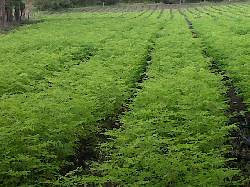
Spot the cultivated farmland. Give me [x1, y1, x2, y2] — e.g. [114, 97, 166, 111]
[0, 2, 250, 186]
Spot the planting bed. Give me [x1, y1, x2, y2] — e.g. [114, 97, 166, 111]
[0, 3, 250, 186]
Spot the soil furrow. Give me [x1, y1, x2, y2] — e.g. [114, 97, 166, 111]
[186, 8, 201, 18]
[194, 7, 215, 17]
[157, 9, 164, 19]
[132, 9, 148, 19]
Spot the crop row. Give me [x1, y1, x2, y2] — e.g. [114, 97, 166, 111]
[186, 6, 250, 179]
[0, 11, 166, 186]
[186, 7, 250, 110]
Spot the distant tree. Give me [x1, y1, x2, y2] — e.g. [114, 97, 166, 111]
[25, 0, 32, 19]
[0, 0, 6, 26]
[0, 0, 28, 26]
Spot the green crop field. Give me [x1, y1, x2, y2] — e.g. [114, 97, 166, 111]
[0, 2, 250, 187]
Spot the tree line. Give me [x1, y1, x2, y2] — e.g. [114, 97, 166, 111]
[34, 0, 224, 10]
[0, 0, 32, 26]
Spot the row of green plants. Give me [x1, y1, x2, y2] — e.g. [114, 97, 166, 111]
[0, 11, 166, 186]
[186, 5, 250, 109]
[60, 12, 242, 186]
[0, 11, 139, 97]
